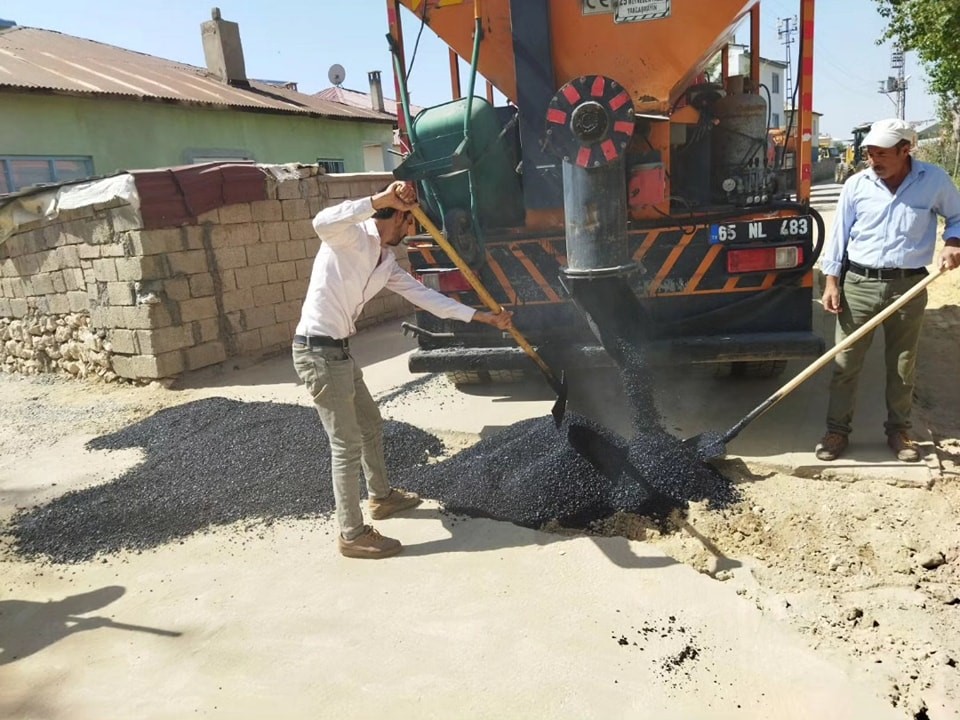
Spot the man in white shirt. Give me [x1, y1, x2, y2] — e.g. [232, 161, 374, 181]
[293, 180, 513, 558]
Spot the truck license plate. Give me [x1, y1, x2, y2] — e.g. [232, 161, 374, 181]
[710, 216, 813, 244]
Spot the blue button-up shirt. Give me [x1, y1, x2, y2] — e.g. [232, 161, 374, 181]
[821, 158, 960, 277]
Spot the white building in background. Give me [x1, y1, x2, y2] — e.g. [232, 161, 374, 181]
[725, 44, 789, 129]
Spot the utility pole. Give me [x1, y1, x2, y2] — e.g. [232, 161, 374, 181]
[778, 16, 798, 107]
[878, 42, 908, 120]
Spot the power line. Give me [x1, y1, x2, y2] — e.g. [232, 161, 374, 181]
[877, 42, 908, 120]
[778, 16, 798, 105]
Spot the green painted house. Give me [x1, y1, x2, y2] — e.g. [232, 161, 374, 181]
[0, 12, 395, 194]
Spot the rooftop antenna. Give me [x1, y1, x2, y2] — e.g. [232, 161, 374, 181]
[328, 64, 346, 87]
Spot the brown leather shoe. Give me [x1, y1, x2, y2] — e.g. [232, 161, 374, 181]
[887, 432, 920, 463]
[815, 431, 848, 461]
[338, 526, 402, 559]
[369, 488, 422, 520]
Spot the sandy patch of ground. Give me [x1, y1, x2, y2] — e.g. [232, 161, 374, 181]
[644, 253, 960, 718]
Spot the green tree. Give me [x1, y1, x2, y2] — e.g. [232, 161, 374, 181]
[876, 0, 960, 176]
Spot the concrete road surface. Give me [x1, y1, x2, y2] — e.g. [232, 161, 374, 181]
[2, 508, 903, 720]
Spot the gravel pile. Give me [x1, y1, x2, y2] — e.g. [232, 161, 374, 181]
[6, 398, 443, 562]
[396, 413, 733, 529]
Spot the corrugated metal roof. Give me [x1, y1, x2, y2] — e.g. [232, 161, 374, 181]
[0, 27, 395, 123]
[315, 86, 424, 118]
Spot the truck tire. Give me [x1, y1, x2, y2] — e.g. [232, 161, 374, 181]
[445, 369, 526, 386]
[713, 360, 788, 379]
[733, 360, 788, 378]
[712, 362, 734, 378]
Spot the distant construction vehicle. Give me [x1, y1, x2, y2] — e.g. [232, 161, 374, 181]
[835, 122, 872, 183]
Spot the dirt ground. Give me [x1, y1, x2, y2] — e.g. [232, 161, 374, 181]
[649, 260, 960, 717]
[1, 245, 959, 718]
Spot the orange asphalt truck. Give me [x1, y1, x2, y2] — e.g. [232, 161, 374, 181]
[387, 0, 824, 383]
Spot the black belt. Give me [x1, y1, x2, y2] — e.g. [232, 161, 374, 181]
[293, 334, 349, 349]
[847, 261, 927, 281]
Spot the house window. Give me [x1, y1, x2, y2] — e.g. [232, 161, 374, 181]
[771, 72, 781, 94]
[0, 156, 94, 194]
[772, 112, 781, 128]
[317, 158, 345, 173]
[184, 148, 254, 165]
[363, 144, 386, 172]
[190, 156, 253, 164]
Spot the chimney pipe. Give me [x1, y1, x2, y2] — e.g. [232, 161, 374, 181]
[368, 71, 385, 113]
[201, 7, 248, 86]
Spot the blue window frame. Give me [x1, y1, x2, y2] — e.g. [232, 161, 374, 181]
[317, 158, 346, 173]
[0, 156, 95, 194]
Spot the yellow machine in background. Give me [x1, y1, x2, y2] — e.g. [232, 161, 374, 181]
[836, 122, 873, 183]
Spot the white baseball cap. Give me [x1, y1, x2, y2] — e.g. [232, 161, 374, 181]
[861, 118, 917, 148]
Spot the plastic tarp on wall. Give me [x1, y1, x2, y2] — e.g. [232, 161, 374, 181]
[0, 174, 140, 245]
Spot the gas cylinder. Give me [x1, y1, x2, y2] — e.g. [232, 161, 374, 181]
[711, 83, 769, 203]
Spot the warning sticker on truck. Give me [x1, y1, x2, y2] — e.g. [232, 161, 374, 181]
[614, 0, 671, 23]
[581, 0, 614, 14]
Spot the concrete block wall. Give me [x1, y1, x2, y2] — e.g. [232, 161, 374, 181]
[0, 168, 414, 381]
[0, 201, 130, 379]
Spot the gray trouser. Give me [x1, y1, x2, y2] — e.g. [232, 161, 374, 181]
[826, 270, 927, 436]
[292, 344, 391, 537]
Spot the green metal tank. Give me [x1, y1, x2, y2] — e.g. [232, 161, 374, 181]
[396, 97, 525, 230]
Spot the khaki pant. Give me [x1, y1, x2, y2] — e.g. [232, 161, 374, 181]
[292, 344, 391, 537]
[826, 270, 927, 436]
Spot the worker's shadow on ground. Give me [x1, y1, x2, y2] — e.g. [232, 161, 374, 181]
[399, 508, 679, 569]
[400, 507, 741, 574]
[0, 586, 181, 666]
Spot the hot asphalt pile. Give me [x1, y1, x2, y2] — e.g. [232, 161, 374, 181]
[6, 398, 443, 562]
[395, 413, 735, 529]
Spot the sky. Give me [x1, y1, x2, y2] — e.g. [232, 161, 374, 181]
[1, 0, 938, 139]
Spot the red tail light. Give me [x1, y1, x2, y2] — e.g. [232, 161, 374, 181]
[727, 246, 804, 273]
[417, 269, 473, 293]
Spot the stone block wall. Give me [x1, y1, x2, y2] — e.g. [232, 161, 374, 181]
[0, 168, 414, 381]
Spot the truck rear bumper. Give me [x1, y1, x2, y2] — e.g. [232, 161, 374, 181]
[408, 331, 825, 373]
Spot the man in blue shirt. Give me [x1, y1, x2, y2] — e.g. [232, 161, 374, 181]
[816, 118, 960, 463]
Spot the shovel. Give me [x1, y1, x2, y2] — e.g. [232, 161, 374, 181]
[686, 267, 948, 460]
[409, 205, 569, 427]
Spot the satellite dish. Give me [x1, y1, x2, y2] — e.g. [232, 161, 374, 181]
[328, 64, 346, 87]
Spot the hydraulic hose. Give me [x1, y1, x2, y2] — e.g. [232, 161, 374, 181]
[461, 0, 484, 249]
[387, 33, 416, 148]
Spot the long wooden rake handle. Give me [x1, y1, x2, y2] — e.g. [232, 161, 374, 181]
[409, 205, 562, 387]
[722, 267, 947, 443]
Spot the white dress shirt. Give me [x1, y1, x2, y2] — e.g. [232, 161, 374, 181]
[295, 196, 476, 339]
